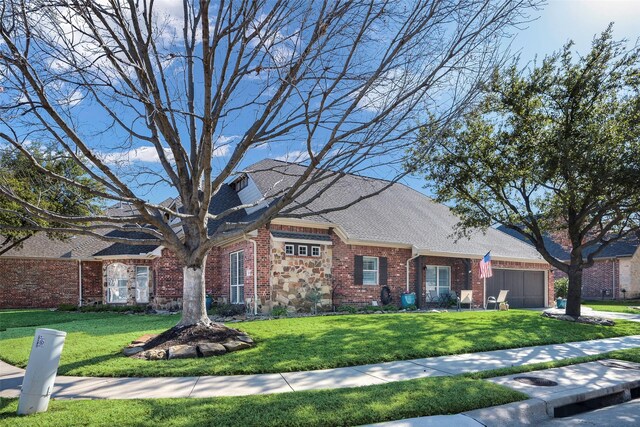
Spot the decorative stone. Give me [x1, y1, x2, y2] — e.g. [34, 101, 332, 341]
[236, 335, 254, 344]
[198, 342, 227, 357]
[143, 349, 167, 360]
[132, 334, 157, 345]
[223, 340, 252, 352]
[123, 346, 145, 356]
[168, 344, 198, 359]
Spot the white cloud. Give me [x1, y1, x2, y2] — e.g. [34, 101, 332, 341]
[357, 68, 413, 113]
[274, 150, 311, 162]
[100, 141, 230, 166]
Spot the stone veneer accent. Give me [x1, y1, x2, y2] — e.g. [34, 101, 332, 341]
[269, 239, 333, 313]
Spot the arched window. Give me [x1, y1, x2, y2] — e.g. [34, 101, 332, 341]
[106, 263, 129, 303]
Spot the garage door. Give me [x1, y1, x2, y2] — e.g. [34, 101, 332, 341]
[485, 269, 545, 308]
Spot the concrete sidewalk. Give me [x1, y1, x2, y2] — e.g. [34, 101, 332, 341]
[2, 333, 640, 400]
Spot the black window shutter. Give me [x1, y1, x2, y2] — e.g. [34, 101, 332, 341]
[379, 257, 388, 286]
[354, 255, 363, 285]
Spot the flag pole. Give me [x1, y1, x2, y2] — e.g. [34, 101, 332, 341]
[483, 276, 486, 310]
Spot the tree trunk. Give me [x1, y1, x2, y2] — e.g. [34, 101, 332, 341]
[565, 267, 583, 317]
[179, 257, 211, 327]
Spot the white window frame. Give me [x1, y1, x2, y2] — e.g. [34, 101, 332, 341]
[311, 246, 321, 257]
[230, 250, 245, 304]
[298, 245, 308, 256]
[106, 263, 128, 304]
[135, 266, 150, 304]
[362, 256, 379, 286]
[285, 244, 295, 255]
[425, 265, 451, 296]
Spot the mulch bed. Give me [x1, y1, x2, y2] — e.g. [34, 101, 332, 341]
[542, 311, 615, 326]
[142, 323, 246, 351]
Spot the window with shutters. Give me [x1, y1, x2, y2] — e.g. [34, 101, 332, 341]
[362, 256, 378, 285]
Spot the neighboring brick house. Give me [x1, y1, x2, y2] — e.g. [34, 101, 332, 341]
[498, 227, 640, 300]
[0, 159, 553, 312]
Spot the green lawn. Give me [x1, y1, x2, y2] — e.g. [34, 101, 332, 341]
[0, 309, 117, 331]
[0, 376, 526, 427]
[583, 300, 640, 314]
[2, 309, 640, 377]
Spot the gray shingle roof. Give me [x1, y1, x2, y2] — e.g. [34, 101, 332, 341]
[247, 159, 545, 261]
[498, 226, 640, 261]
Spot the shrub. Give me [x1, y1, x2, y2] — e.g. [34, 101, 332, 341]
[382, 304, 399, 312]
[361, 305, 381, 313]
[336, 305, 358, 314]
[555, 277, 568, 299]
[271, 306, 288, 317]
[212, 303, 246, 317]
[405, 304, 417, 311]
[57, 304, 78, 311]
[79, 304, 147, 313]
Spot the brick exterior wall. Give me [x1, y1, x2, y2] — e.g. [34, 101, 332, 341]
[0, 258, 79, 308]
[81, 261, 103, 305]
[554, 259, 620, 300]
[152, 249, 184, 309]
[330, 230, 415, 307]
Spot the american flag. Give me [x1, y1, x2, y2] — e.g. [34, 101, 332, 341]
[479, 252, 492, 279]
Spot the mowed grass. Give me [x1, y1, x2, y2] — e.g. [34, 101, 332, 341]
[0, 309, 117, 331]
[583, 300, 640, 314]
[0, 376, 526, 427]
[2, 309, 640, 377]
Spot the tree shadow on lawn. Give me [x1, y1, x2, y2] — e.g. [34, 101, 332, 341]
[0, 377, 525, 427]
[4, 310, 637, 378]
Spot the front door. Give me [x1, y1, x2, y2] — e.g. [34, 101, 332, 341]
[230, 251, 244, 304]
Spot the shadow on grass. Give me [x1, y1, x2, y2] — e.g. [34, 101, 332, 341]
[0, 377, 526, 427]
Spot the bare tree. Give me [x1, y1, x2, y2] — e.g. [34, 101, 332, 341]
[0, 0, 539, 332]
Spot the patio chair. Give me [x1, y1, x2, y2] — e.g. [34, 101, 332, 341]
[458, 290, 473, 310]
[486, 290, 509, 310]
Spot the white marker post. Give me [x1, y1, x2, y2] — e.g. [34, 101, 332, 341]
[17, 328, 67, 415]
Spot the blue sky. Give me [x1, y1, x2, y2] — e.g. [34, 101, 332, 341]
[400, 0, 640, 197]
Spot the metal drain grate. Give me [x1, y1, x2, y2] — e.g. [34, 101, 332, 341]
[513, 376, 558, 387]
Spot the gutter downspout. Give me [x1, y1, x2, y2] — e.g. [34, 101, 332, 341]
[78, 260, 82, 307]
[406, 251, 420, 292]
[245, 236, 259, 315]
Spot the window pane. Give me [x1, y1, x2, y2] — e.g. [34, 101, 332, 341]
[136, 267, 149, 303]
[363, 257, 377, 270]
[426, 266, 437, 289]
[438, 267, 450, 293]
[363, 271, 377, 285]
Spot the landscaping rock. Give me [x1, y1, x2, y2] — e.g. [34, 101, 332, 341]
[168, 344, 198, 359]
[143, 349, 166, 360]
[542, 311, 615, 326]
[123, 346, 145, 356]
[236, 335, 254, 344]
[132, 334, 157, 345]
[223, 340, 252, 352]
[198, 342, 227, 357]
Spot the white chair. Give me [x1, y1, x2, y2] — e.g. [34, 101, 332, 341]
[458, 290, 473, 310]
[486, 290, 509, 310]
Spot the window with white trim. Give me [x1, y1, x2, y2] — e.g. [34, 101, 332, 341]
[106, 263, 128, 304]
[285, 244, 294, 255]
[298, 245, 308, 256]
[426, 266, 451, 296]
[362, 256, 379, 285]
[230, 251, 244, 304]
[135, 266, 150, 303]
[311, 246, 321, 257]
